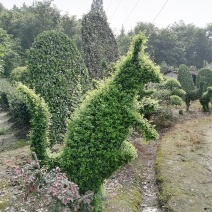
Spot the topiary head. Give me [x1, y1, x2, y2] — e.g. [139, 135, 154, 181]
[114, 33, 162, 91]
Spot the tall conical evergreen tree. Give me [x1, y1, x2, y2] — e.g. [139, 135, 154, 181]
[82, 0, 119, 79]
[90, 0, 106, 19]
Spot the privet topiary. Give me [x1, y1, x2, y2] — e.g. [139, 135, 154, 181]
[82, 0, 119, 79]
[197, 68, 212, 92]
[178, 64, 195, 92]
[160, 78, 185, 105]
[31, 33, 162, 194]
[200, 86, 212, 112]
[27, 30, 90, 145]
[16, 83, 50, 165]
[177, 64, 196, 111]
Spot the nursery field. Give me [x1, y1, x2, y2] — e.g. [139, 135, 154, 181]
[0, 102, 212, 211]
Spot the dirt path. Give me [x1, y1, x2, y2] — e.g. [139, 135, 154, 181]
[139, 141, 161, 212]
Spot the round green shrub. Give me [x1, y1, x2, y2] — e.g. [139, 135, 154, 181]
[27, 30, 90, 145]
[0, 79, 31, 123]
[170, 95, 182, 106]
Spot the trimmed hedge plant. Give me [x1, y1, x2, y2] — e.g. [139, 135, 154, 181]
[55, 33, 162, 193]
[200, 86, 212, 112]
[16, 83, 50, 165]
[27, 30, 90, 145]
[196, 68, 212, 92]
[29, 33, 162, 195]
[177, 64, 196, 111]
[177, 64, 195, 92]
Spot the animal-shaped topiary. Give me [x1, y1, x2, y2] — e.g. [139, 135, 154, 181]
[19, 33, 162, 194]
[55, 33, 161, 193]
[200, 86, 212, 112]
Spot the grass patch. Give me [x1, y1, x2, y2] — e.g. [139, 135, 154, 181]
[11, 139, 30, 149]
[0, 198, 11, 211]
[103, 186, 142, 212]
[0, 127, 9, 135]
[155, 148, 174, 209]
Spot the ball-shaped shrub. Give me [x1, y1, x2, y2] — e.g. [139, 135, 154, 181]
[27, 30, 90, 145]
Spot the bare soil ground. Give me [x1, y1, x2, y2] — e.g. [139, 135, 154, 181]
[0, 103, 212, 212]
[156, 115, 212, 212]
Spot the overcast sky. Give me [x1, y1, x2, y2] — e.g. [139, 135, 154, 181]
[1, 0, 212, 34]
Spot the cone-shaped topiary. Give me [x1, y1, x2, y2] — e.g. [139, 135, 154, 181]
[82, 0, 119, 79]
[27, 30, 90, 145]
[178, 64, 195, 93]
[177, 64, 196, 111]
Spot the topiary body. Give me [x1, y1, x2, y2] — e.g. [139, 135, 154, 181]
[19, 33, 161, 194]
[27, 30, 90, 145]
[55, 34, 162, 193]
[177, 64, 196, 111]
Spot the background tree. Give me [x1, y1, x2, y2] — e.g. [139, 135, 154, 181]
[0, 0, 82, 65]
[81, 0, 119, 79]
[152, 28, 186, 66]
[0, 28, 20, 76]
[116, 26, 132, 56]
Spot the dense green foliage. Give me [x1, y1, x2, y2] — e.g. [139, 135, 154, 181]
[46, 33, 162, 194]
[1, 1, 212, 72]
[0, 28, 21, 76]
[161, 78, 185, 105]
[0, 1, 82, 52]
[82, 0, 119, 79]
[178, 64, 195, 92]
[177, 64, 196, 111]
[10, 66, 28, 83]
[200, 86, 212, 112]
[27, 30, 90, 145]
[16, 83, 50, 165]
[27, 33, 161, 194]
[196, 68, 212, 92]
[0, 78, 31, 123]
[117, 21, 212, 68]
